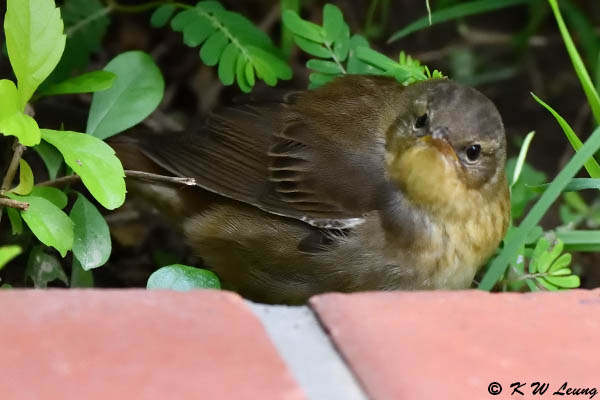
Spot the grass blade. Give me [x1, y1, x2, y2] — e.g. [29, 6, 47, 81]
[511, 131, 535, 188]
[479, 125, 600, 290]
[547, 0, 600, 125]
[532, 93, 600, 178]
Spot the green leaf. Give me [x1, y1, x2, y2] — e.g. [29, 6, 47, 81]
[309, 72, 337, 88]
[196, 1, 225, 14]
[86, 51, 165, 140]
[543, 274, 580, 289]
[548, 0, 600, 125]
[26, 246, 68, 288]
[510, 131, 536, 187]
[479, 125, 600, 290]
[549, 267, 572, 276]
[217, 43, 239, 85]
[347, 36, 381, 75]
[307, 59, 343, 75]
[538, 239, 564, 274]
[529, 237, 550, 274]
[30, 186, 68, 209]
[0, 245, 21, 270]
[183, 18, 215, 47]
[388, 0, 529, 43]
[294, 37, 330, 58]
[549, 253, 572, 273]
[37, 71, 116, 97]
[235, 53, 251, 93]
[246, 47, 293, 80]
[200, 31, 229, 66]
[6, 207, 23, 235]
[556, 230, 600, 252]
[5, 0, 66, 107]
[282, 10, 325, 43]
[536, 277, 559, 291]
[333, 23, 351, 61]
[0, 80, 41, 146]
[150, 4, 176, 27]
[7, 193, 74, 257]
[532, 93, 600, 178]
[323, 4, 344, 44]
[70, 257, 94, 287]
[70, 193, 111, 270]
[171, 9, 198, 31]
[530, 178, 600, 193]
[9, 159, 34, 195]
[147, 264, 221, 290]
[33, 140, 63, 180]
[356, 47, 398, 70]
[245, 63, 256, 87]
[505, 157, 546, 220]
[164, 3, 290, 90]
[41, 129, 126, 210]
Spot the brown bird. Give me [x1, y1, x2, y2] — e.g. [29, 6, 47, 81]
[114, 75, 510, 304]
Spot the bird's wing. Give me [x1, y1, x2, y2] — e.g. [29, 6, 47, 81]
[137, 89, 388, 228]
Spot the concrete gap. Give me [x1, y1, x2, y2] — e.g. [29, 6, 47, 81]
[249, 302, 368, 400]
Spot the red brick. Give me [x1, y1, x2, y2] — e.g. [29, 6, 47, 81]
[0, 290, 304, 400]
[311, 290, 600, 400]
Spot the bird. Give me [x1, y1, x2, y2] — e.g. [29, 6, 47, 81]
[113, 75, 511, 304]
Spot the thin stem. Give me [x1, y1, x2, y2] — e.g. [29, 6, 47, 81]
[324, 42, 346, 74]
[0, 197, 29, 211]
[66, 6, 113, 37]
[104, 0, 183, 13]
[1, 141, 24, 193]
[125, 170, 196, 186]
[0, 140, 25, 223]
[38, 170, 196, 188]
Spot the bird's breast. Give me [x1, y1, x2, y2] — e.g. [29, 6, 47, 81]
[386, 143, 510, 289]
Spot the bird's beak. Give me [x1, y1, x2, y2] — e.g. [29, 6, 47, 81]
[419, 127, 459, 161]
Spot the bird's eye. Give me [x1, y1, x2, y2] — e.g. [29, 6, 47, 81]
[415, 113, 428, 129]
[465, 144, 481, 162]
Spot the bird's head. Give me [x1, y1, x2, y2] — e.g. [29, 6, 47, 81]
[384, 79, 508, 216]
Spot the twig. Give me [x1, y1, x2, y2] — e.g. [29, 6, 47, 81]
[125, 170, 196, 186]
[38, 170, 196, 188]
[104, 0, 184, 13]
[1, 141, 24, 192]
[0, 197, 29, 211]
[0, 140, 25, 224]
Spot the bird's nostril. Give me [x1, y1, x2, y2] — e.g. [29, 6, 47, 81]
[432, 127, 450, 142]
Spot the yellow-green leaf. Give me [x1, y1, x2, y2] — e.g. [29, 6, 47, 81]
[5, 0, 66, 108]
[40, 129, 126, 209]
[9, 159, 34, 195]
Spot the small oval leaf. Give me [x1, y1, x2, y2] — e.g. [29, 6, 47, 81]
[8, 193, 74, 257]
[10, 159, 34, 195]
[41, 129, 126, 210]
[86, 51, 165, 140]
[147, 264, 221, 291]
[70, 193, 111, 270]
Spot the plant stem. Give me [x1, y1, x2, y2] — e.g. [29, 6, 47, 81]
[38, 170, 196, 188]
[324, 42, 346, 74]
[104, 0, 184, 13]
[66, 6, 112, 37]
[0, 140, 25, 224]
[0, 197, 29, 211]
[280, 0, 299, 57]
